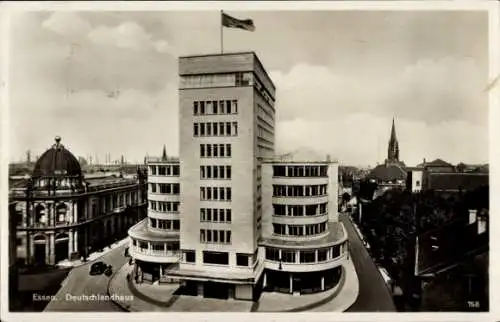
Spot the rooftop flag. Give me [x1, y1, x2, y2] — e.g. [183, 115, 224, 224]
[221, 12, 255, 32]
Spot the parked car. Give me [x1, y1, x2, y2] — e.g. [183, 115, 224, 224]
[104, 265, 113, 277]
[89, 261, 107, 275]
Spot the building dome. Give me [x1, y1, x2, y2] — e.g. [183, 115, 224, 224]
[32, 136, 82, 178]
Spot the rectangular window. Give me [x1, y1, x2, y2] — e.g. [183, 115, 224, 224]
[213, 122, 218, 136]
[226, 230, 231, 244]
[226, 187, 231, 201]
[232, 100, 238, 114]
[232, 122, 238, 136]
[207, 187, 212, 200]
[265, 248, 280, 261]
[212, 101, 218, 114]
[203, 251, 229, 265]
[226, 209, 232, 222]
[236, 254, 249, 266]
[226, 122, 231, 136]
[206, 122, 212, 136]
[219, 122, 225, 135]
[200, 123, 205, 136]
[282, 250, 295, 263]
[213, 166, 219, 178]
[213, 187, 219, 200]
[200, 229, 205, 242]
[213, 145, 219, 157]
[318, 249, 328, 262]
[226, 166, 231, 179]
[193, 101, 199, 115]
[207, 144, 212, 157]
[207, 166, 212, 179]
[226, 100, 231, 114]
[200, 144, 205, 157]
[194, 123, 199, 136]
[219, 144, 225, 157]
[200, 101, 205, 114]
[185, 250, 196, 263]
[200, 166, 205, 179]
[300, 251, 316, 263]
[226, 144, 231, 157]
[200, 208, 206, 221]
[219, 100, 225, 114]
[200, 187, 206, 200]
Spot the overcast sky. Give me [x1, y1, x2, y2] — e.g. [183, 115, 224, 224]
[7, 10, 489, 166]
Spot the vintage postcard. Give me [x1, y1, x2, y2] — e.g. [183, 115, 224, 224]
[1, 1, 498, 321]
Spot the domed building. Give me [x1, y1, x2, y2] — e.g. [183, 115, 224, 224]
[9, 137, 148, 266]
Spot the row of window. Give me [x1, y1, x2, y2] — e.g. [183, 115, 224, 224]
[183, 250, 254, 267]
[273, 185, 328, 197]
[134, 240, 180, 252]
[257, 103, 275, 123]
[254, 76, 275, 105]
[180, 72, 253, 90]
[200, 165, 232, 180]
[149, 164, 180, 176]
[200, 144, 232, 158]
[200, 187, 232, 201]
[193, 100, 238, 115]
[273, 203, 328, 216]
[193, 122, 238, 137]
[273, 165, 328, 178]
[273, 222, 328, 236]
[149, 183, 180, 194]
[200, 208, 232, 223]
[149, 218, 180, 231]
[199, 229, 232, 244]
[265, 246, 341, 263]
[149, 201, 180, 213]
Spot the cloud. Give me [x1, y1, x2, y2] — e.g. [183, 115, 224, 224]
[42, 12, 91, 39]
[271, 57, 487, 126]
[275, 114, 488, 167]
[88, 21, 174, 54]
[9, 83, 179, 163]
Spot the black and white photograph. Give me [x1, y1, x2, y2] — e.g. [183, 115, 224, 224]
[1, 1, 498, 320]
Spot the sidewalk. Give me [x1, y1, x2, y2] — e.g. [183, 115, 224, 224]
[57, 237, 130, 268]
[108, 256, 359, 312]
[255, 257, 359, 312]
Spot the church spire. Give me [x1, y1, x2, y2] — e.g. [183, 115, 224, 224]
[387, 117, 399, 163]
[162, 144, 167, 161]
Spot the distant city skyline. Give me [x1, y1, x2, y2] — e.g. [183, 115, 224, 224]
[8, 10, 489, 166]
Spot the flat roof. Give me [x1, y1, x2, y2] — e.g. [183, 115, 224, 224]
[128, 219, 180, 242]
[179, 51, 276, 91]
[260, 221, 347, 249]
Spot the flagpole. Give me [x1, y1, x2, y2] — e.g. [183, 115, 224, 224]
[220, 10, 224, 54]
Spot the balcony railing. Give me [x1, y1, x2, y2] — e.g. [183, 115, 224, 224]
[131, 245, 180, 257]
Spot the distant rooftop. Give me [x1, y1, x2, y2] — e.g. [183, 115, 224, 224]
[266, 147, 337, 164]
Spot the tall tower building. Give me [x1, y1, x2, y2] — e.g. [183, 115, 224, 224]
[387, 117, 399, 163]
[172, 52, 276, 299]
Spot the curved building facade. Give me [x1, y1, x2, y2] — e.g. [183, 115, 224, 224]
[260, 151, 348, 294]
[128, 157, 181, 283]
[127, 52, 353, 303]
